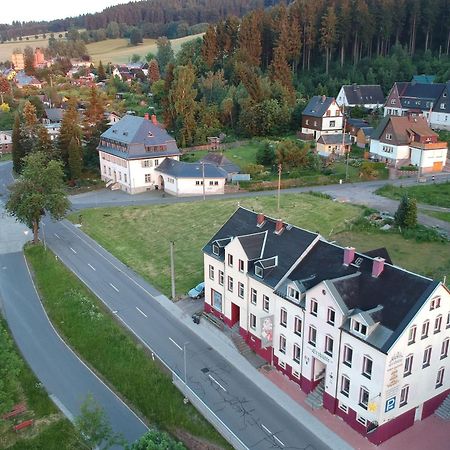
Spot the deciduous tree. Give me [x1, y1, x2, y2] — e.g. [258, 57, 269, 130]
[156, 37, 174, 77]
[97, 60, 106, 81]
[148, 59, 160, 83]
[12, 113, 24, 173]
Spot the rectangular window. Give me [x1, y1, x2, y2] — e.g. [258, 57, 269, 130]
[238, 282, 244, 298]
[341, 375, 350, 397]
[421, 321, 430, 339]
[327, 308, 335, 325]
[447, 312, 450, 329]
[238, 259, 244, 272]
[280, 308, 287, 327]
[339, 402, 348, 413]
[356, 415, 367, 426]
[308, 326, 317, 346]
[353, 320, 367, 336]
[310, 299, 318, 317]
[154, 159, 159, 166]
[436, 368, 445, 388]
[124, 173, 127, 183]
[227, 254, 233, 267]
[288, 286, 300, 301]
[325, 336, 334, 356]
[212, 289, 222, 311]
[263, 295, 269, 312]
[422, 347, 432, 368]
[399, 385, 409, 407]
[279, 335, 286, 354]
[408, 326, 417, 345]
[430, 297, 441, 310]
[386, 133, 392, 140]
[227, 276, 233, 292]
[144, 173, 151, 183]
[292, 370, 301, 379]
[212, 244, 219, 256]
[441, 339, 449, 359]
[209, 181, 214, 186]
[404, 355, 413, 377]
[362, 356, 373, 379]
[343, 345, 353, 367]
[279, 360, 286, 369]
[218, 270, 224, 286]
[330, 120, 335, 127]
[359, 387, 369, 410]
[250, 288, 257, 305]
[255, 265, 263, 278]
[209, 265, 214, 280]
[294, 316, 302, 336]
[250, 313, 256, 329]
[434, 316, 442, 334]
[293, 344, 301, 363]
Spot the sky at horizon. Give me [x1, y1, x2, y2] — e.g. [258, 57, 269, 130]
[2, 0, 131, 25]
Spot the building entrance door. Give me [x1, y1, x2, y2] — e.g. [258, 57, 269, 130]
[230, 302, 240, 327]
[313, 358, 326, 381]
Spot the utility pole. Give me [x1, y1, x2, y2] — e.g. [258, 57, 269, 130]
[277, 163, 282, 211]
[170, 241, 176, 300]
[201, 162, 206, 201]
[342, 106, 350, 181]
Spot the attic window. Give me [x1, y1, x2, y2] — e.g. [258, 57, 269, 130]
[255, 265, 263, 278]
[288, 286, 300, 301]
[353, 320, 367, 336]
[212, 244, 219, 256]
[148, 132, 154, 137]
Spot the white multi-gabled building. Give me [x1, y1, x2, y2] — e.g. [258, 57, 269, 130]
[202, 208, 449, 445]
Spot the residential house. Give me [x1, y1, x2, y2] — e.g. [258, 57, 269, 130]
[14, 71, 42, 89]
[44, 123, 61, 141]
[97, 113, 180, 194]
[356, 126, 374, 149]
[43, 108, 64, 124]
[199, 153, 240, 181]
[11, 52, 24, 70]
[299, 96, 343, 140]
[104, 111, 122, 125]
[316, 134, 352, 158]
[370, 115, 448, 172]
[202, 207, 449, 445]
[155, 159, 227, 196]
[430, 82, 450, 131]
[346, 118, 369, 143]
[0, 130, 12, 153]
[336, 84, 385, 110]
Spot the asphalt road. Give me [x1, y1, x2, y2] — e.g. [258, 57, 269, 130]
[0, 161, 148, 447]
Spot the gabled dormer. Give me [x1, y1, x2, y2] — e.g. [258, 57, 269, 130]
[211, 237, 232, 258]
[349, 305, 384, 339]
[254, 256, 278, 279]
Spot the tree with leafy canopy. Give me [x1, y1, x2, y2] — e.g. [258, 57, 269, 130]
[395, 194, 417, 229]
[6, 152, 70, 244]
[12, 113, 24, 173]
[35, 125, 55, 157]
[74, 393, 125, 450]
[23, 45, 35, 75]
[58, 97, 82, 167]
[68, 137, 83, 181]
[129, 27, 143, 46]
[97, 61, 106, 81]
[148, 59, 160, 83]
[129, 429, 185, 450]
[0, 76, 9, 104]
[156, 37, 175, 77]
[256, 142, 276, 167]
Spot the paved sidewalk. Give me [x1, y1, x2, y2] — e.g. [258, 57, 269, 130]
[262, 369, 449, 450]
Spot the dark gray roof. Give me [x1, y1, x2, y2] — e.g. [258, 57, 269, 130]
[342, 85, 385, 106]
[303, 96, 335, 118]
[347, 118, 369, 128]
[390, 82, 446, 112]
[155, 158, 228, 179]
[44, 108, 64, 122]
[238, 232, 266, 260]
[412, 75, 436, 84]
[317, 134, 352, 145]
[359, 126, 374, 137]
[200, 153, 240, 174]
[364, 247, 393, 264]
[433, 81, 450, 114]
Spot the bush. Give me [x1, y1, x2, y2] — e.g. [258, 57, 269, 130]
[395, 195, 417, 228]
[401, 225, 448, 243]
[244, 163, 264, 178]
[256, 142, 276, 166]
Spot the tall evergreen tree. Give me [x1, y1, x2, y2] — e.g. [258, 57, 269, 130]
[35, 126, 54, 158]
[202, 25, 218, 69]
[320, 5, 337, 75]
[162, 63, 175, 128]
[148, 59, 160, 83]
[58, 98, 82, 167]
[97, 60, 106, 81]
[156, 37, 175, 77]
[68, 137, 83, 181]
[269, 46, 293, 93]
[238, 12, 262, 67]
[11, 113, 24, 173]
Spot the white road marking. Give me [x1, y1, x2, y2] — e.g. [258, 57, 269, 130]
[136, 306, 147, 318]
[69, 247, 77, 254]
[261, 424, 271, 434]
[54, 233, 60, 239]
[274, 435, 285, 447]
[169, 337, 182, 351]
[88, 263, 96, 271]
[261, 424, 285, 446]
[109, 283, 119, 292]
[208, 374, 227, 392]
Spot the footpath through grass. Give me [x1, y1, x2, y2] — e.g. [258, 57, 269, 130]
[24, 245, 227, 449]
[0, 317, 78, 449]
[376, 182, 450, 208]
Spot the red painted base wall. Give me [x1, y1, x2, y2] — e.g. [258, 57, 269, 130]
[422, 388, 449, 419]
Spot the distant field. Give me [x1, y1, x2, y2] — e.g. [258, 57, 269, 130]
[0, 35, 65, 63]
[86, 33, 204, 64]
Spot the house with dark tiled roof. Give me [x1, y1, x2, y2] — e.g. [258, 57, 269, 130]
[299, 95, 343, 140]
[316, 133, 352, 157]
[43, 108, 64, 124]
[370, 115, 447, 172]
[97, 113, 181, 194]
[202, 207, 449, 445]
[336, 84, 385, 110]
[199, 153, 240, 181]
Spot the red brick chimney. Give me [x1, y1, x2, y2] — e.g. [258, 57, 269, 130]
[343, 247, 355, 266]
[372, 257, 385, 278]
[151, 114, 158, 125]
[256, 213, 265, 226]
[275, 219, 284, 234]
[144, 113, 149, 120]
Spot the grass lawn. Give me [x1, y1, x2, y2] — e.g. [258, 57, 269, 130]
[25, 245, 227, 449]
[0, 35, 66, 62]
[376, 182, 450, 208]
[426, 211, 450, 223]
[86, 34, 203, 64]
[0, 153, 12, 162]
[0, 317, 78, 449]
[70, 194, 363, 296]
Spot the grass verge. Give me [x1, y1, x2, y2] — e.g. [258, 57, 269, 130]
[426, 211, 450, 223]
[24, 245, 227, 449]
[376, 182, 450, 207]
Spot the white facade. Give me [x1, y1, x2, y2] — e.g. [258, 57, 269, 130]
[410, 146, 448, 171]
[430, 111, 450, 131]
[337, 87, 382, 110]
[156, 171, 225, 197]
[369, 139, 410, 166]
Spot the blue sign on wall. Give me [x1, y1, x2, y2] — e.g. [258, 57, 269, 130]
[385, 397, 396, 412]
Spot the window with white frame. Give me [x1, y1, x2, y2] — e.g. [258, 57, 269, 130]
[421, 320, 430, 339]
[325, 336, 334, 357]
[294, 316, 302, 336]
[288, 286, 300, 301]
[279, 335, 286, 354]
[255, 265, 263, 278]
[228, 254, 233, 267]
[280, 308, 287, 327]
[250, 313, 256, 329]
[436, 367, 445, 388]
[293, 344, 301, 363]
[330, 120, 335, 127]
[238, 282, 244, 298]
[408, 325, 417, 344]
[227, 276, 234, 292]
[430, 297, 441, 310]
[434, 315, 442, 334]
[250, 288, 257, 305]
[362, 356, 373, 379]
[353, 320, 367, 336]
[447, 312, 450, 329]
[359, 387, 369, 410]
[238, 259, 244, 272]
[341, 375, 350, 397]
[212, 244, 219, 256]
[310, 299, 318, 316]
[327, 308, 335, 326]
[356, 415, 367, 426]
[441, 338, 449, 359]
[218, 270, 224, 286]
[263, 295, 270, 312]
[422, 346, 432, 368]
[343, 345, 353, 367]
[404, 354, 413, 377]
[385, 133, 392, 140]
[292, 370, 300, 379]
[144, 173, 151, 183]
[209, 265, 214, 280]
[308, 326, 317, 346]
[124, 173, 127, 183]
[400, 385, 409, 407]
[279, 360, 286, 369]
[339, 402, 348, 413]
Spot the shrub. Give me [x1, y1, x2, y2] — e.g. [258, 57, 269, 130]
[395, 195, 417, 228]
[244, 163, 264, 178]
